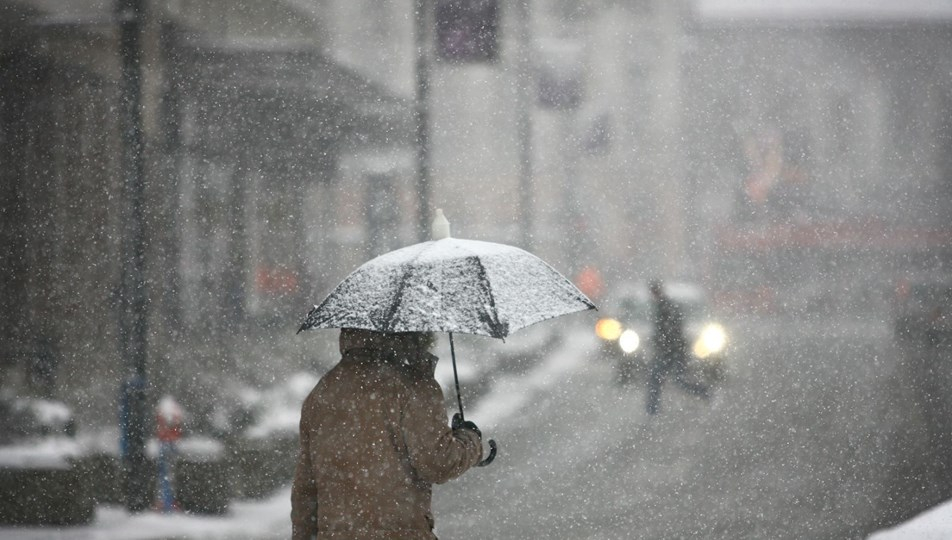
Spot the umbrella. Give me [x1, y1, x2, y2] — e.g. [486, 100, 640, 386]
[298, 210, 596, 465]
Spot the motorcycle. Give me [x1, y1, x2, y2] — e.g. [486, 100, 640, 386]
[594, 282, 729, 388]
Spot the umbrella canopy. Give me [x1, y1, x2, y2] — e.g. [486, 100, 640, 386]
[298, 238, 595, 338]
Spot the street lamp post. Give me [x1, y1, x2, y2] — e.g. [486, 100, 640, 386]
[116, 0, 151, 512]
[414, 0, 432, 241]
[515, 0, 534, 251]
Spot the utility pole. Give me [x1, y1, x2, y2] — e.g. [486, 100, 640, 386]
[654, 0, 686, 277]
[414, 0, 432, 241]
[515, 0, 534, 251]
[116, 0, 151, 512]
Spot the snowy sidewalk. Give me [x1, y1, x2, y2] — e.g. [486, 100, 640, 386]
[0, 489, 291, 540]
[867, 499, 952, 540]
[0, 328, 595, 540]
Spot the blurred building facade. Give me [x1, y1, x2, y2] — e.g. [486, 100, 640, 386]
[2, 0, 952, 422]
[0, 0, 414, 420]
[683, 1, 952, 315]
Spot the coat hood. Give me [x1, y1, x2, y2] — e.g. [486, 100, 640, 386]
[338, 328, 386, 354]
[338, 329, 438, 378]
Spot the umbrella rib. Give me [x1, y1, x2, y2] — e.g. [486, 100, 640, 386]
[297, 293, 337, 333]
[471, 255, 506, 338]
[379, 245, 429, 332]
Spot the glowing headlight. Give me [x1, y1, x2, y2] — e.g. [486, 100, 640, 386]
[618, 329, 640, 353]
[595, 318, 623, 341]
[693, 323, 727, 359]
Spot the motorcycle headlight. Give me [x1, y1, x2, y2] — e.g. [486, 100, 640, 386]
[693, 323, 727, 359]
[618, 329, 640, 354]
[595, 318, 623, 341]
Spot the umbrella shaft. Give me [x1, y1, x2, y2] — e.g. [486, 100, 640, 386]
[450, 332, 464, 421]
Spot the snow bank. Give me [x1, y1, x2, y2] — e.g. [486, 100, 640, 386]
[868, 500, 952, 540]
[0, 437, 83, 470]
[0, 488, 293, 540]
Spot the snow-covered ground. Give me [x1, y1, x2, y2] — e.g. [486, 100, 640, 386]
[867, 500, 952, 540]
[0, 490, 292, 540]
[9, 492, 949, 540]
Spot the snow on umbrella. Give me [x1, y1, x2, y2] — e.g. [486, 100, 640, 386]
[297, 210, 596, 465]
[296, 239, 594, 338]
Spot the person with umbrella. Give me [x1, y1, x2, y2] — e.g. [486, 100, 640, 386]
[296, 209, 594, 439]
[291, 327, 484, 540]
[294, 210, 595, 537]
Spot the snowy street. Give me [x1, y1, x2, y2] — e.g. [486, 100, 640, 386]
[7, 316, 948, 539]
[432, 317, 924, 539]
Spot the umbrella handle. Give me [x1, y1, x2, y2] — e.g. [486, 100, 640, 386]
[448, 332, 496, 466]
[476, 439, 497, 467]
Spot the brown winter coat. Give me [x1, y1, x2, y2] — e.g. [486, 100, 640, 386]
[291, 330, 483, 540]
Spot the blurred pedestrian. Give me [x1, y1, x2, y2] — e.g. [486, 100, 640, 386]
[645, 279, 710, 415]
[29, 337, 59, 398]
[291, 328, 483, 540]
[155, 395, 184, 512]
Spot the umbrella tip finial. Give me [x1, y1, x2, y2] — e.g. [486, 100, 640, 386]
[432, 208, 451, 240]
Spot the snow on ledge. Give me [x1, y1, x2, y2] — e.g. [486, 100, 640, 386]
[0, 437, 83, 470]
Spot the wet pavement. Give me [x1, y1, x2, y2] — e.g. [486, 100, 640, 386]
[431, 318, 943, 539]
